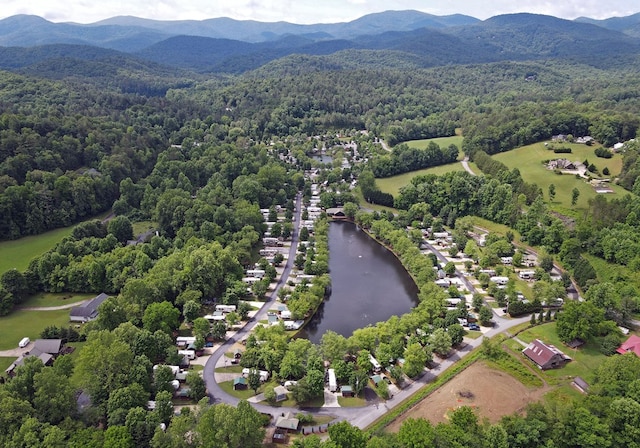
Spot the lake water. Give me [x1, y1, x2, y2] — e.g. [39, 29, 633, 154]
[298, 221, 419, 344]
[311, 154, 333, 164]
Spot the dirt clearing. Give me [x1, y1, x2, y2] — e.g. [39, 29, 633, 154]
[386, 361, 547, 431]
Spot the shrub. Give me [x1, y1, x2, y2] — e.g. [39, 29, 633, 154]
[594, 147, 613, 159]
[508, 300, 542, 317]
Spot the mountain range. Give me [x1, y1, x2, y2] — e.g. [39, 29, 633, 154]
[0, 10, 639, 75]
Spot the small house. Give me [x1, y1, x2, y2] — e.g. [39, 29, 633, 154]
[616, 334, 640, 357]
[274, 385, 289, 402]
[370, 374, 383, 387]
[523, 339, 572, 370]
[341, 385, 354, 397]
[5, 338, 65, 376]
[70, 293, 109, 322]
[233, 377, 248, 390]
[275, 412, 299, 432]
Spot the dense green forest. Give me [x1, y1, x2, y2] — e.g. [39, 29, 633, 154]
[2, 19, 640, 446]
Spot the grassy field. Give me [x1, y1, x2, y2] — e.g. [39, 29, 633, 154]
[20, 292, 94, 308]
[0, 309, 71, 350]
[377, 162, 467, 196]
[402, 135, 465, 152]
[515, 322, 608, 384]
[0, 226, 76, 274]
[218, 379, 263, 400]
[132, 220, 157, 236]
[584, 253, 640, 291]
[0, 212, 111, 275]
[353, 187, 397, 213]
[0, 357, 14, 373]
[337, 395, 367, 407]
[492, 142, 628, 211]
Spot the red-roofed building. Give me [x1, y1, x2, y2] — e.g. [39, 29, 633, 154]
[522, 339, 572, 370]
[616, 334, 640, 357]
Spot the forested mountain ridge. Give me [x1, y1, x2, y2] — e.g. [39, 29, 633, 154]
[576, 12, 640, 38]
[0, 10, 478, 48]
[1, 12, 639, 75]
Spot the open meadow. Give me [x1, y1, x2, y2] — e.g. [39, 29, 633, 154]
[513, 322, 608, 384]
[492, 142, 628, 212]
[376, 161, 470, 196]
[0, 212, 111, 275]
[402, 135, 465, 151]
[0, 308, 71, 350]
[19, 292, 94, 308]
[0, 226, 76, 274]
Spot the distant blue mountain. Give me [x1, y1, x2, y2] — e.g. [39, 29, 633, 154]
[0, 11, 639, 75]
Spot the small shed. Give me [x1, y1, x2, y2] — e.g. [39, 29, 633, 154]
[233, 377, 248, 390]
[341, 385, 354, 397]
[370, 375, 383, 387]
[572, 376, 589, 394]
[274, 385, 289, 402]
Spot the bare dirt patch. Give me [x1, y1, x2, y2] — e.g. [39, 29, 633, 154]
[386, 361, 548, 431]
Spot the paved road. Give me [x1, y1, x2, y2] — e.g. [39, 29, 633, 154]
[202, 200, 532, 427]
[203, 193, 305, 408]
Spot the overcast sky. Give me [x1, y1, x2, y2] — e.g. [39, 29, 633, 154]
[2, 0, 638, 24]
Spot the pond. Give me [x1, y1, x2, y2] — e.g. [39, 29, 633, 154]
[311, 154, 333, 164]
[298, 221, 419, 344]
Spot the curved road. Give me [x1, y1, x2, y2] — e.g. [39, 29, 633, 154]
[202, 198, 532, 428]
[461, 156, 476, 176]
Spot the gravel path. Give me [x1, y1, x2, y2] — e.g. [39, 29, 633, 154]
[18, 299, 89, 311]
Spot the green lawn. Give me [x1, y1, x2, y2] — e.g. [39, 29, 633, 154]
[0, 309, 71, 350]
[461, 216, 524, 243]
[353, 187, 397, 213]
[515, 322, 608, 384]
[337, 395, 367, 407]
[132, 220, 157, 236]
[402, 135, 465, 152]
[214, 365, 244, 373]
[0, 212, 111, 275]
[219, 379, 263, 400]
[0, 227, 76, 274]
[20, 292, 94, 308]
[377, 162, 467, 196]
[0, 357, 14, 374]
[492, 142, 628, 211]
[464, 330, 483, 339]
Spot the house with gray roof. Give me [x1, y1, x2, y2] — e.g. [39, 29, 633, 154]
[5, 338, 63, 376]
[70, 293, 108, 322]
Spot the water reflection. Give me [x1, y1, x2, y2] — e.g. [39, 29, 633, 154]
[298, 221, 419, 343]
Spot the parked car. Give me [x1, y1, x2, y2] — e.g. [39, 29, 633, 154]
[468, 323, 480, 331]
